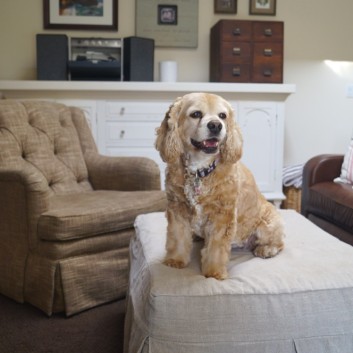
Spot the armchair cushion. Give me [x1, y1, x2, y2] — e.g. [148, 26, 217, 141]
[39, 190, 166, 241]
[309, 182, 353, 232]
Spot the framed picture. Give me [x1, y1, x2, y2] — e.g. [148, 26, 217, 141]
[136, 0, 198, 48]
[214, 0, 237, 14]
[249, 0, 276, 16]
[158, 5, 178, 25]
[43, 0, 118, 30]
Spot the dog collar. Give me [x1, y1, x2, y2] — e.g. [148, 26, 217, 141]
[196, 157, 220, 178]
[183, 155, 220, 197]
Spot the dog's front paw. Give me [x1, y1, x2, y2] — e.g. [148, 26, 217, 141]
[253, 244, 282, 259]
[202, 265, 228, 280]
[164, 258, 187, 269]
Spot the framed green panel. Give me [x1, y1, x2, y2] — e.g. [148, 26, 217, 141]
[136, 0, 198, 48]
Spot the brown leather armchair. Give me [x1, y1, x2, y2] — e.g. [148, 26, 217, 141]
[0, 100, 166, 315]
[301, 154, 353, 246]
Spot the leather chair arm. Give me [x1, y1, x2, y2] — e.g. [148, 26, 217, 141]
[301, 154, 344, 217]
[302, 154, 344, 187]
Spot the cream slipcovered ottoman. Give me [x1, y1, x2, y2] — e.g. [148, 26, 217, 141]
[124, 210, 353, 353]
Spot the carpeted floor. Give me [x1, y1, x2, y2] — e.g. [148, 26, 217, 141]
[0, 293, 126, 353]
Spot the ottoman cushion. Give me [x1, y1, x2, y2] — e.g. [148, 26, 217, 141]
[124, 210, 353, 353]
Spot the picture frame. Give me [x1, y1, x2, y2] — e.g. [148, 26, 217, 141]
[136, 0, 198, 48]
[43, 0, 118, 31]
[158, 5, 178, 25]
[214, 0, 237, 14]
[249, 0, 276, 16]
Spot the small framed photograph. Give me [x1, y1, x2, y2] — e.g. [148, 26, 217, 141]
[249, 0, 276, 16]
[158, 5, 178, 25]
[214, 0, 237, 14]
[43, 0, 118, 31]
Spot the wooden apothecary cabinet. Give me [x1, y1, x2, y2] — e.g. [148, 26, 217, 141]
[210, 20, 284, 83]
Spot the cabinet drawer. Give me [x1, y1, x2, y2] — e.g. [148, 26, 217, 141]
[105, 121, 160, 146]
[253, 21, 283, 42]
[221, 42, 252, 63]
[218, 20, 252, 42]
[105, 102, 168, 118]
[252, 62, 282, 83]
[218, 64, 251, 82]
[253, 43, 283, 63]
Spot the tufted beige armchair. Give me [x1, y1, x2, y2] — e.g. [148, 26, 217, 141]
[0, 100, 166, 316]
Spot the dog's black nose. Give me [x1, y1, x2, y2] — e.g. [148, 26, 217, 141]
[207, 120, 222, 134]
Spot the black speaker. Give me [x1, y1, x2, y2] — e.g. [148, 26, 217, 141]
[36, 34, 68, 80]
[123, 37, 154, 81]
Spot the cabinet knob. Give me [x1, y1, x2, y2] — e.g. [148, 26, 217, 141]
[264, 48, 273, 56]
[232, 28, 241, 36]
[264, 28, 273, 36]
[232, 47, 241, 55]
[232, 67, 241, 77]
[263, 69, 272, 77]
[120, 130, 125, 138]
[120, 107, 125, 115]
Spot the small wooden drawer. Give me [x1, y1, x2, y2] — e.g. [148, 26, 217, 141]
[251, 62, 283, 83]
[253, 43, 283, 62]
[221, 42, 252, 63]
[218, 63, 251, 82]
[217, 20, 252, 42]
[253, 21, 283, 42]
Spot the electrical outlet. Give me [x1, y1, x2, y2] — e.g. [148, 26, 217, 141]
[346, 84, 353, 98]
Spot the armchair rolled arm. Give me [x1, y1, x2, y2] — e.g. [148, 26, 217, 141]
[0, 167, 51, 249]
[301, 154, 343, 217]
[85, 153, 162, 191]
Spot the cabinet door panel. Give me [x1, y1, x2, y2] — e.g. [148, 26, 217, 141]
[237, 102, 277, 192]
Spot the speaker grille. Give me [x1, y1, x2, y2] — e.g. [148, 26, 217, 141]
[123, 37, 154, 81]
[36, 34, 68, 80]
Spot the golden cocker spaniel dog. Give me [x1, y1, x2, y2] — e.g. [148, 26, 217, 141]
[155, 93, 284, 280]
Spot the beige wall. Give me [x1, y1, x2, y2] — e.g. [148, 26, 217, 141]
[1, 0, 353, 165]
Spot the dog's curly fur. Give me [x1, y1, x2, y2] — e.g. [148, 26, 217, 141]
[155, 93, 284, 280]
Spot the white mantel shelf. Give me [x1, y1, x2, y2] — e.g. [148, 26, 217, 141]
[0, 80, 295, 93]
[0, 80, 295, 101]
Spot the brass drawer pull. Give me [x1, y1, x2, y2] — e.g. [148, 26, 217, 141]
[232, 67, 241, 76]
[233, 47, 241, 55]
[233, 28, 241, 36]
[264, 28, 272, 36]
[264, 48, 273, 56]
[263, 69, 272, 77]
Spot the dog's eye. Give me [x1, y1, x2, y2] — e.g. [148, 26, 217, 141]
[219, 113, 227, 120]
[190, 111, 203, 119]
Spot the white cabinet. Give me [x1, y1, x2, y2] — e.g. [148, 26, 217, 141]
[55, 99, 285, 202]
[94, 100, 285, 203]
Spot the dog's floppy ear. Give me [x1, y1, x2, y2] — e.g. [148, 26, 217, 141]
[220, 110, 243, 164]
[155, 97, 183, 164]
